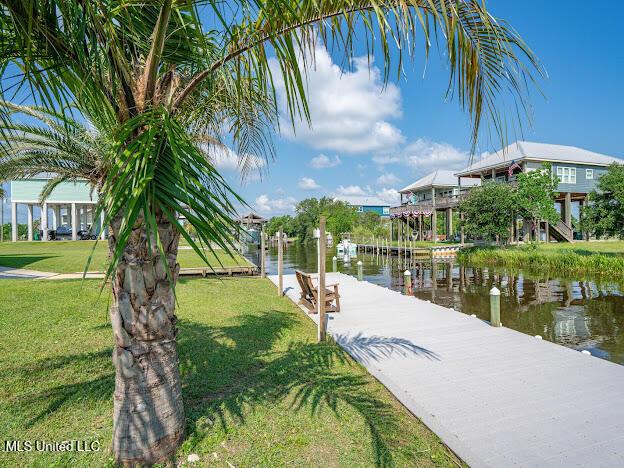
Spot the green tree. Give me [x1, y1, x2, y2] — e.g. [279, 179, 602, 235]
[582, 163, 624, 238]
[0, 102, 111, 199]
[459, 183, 517, 244]
[0, 1, 541, 463]
[515, 164, 559, 240]
[265, 214, 295, 237]
[356, 211, 382, 231]
[324, 201, 358, 237]
[292, 197, 357, 241]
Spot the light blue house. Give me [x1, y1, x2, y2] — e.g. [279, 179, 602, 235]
[334, 196, 391, 218]
[455, 141, 624, 241]
[10, 174, 104, 241]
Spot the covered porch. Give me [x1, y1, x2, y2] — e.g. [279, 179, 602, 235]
[10, 178, 106, 242]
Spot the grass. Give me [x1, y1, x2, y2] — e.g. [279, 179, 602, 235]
[458, 241, 624, 279]
[0, 241, 248, 273]
[0, 277, 460, 467]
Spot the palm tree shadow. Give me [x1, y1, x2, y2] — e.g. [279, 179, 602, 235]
[178, 311, 437, 467]
[5, 309, 438, 466]
[2, 349, 114, 428]
[0, 254, 59, 269]
[333, 332, 440, 365]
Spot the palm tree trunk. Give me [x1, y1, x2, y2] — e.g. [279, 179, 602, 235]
[108, 213, 185, 464]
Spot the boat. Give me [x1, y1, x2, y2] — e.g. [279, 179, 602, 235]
[336, 233, 357, 256]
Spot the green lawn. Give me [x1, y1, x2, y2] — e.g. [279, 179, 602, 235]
[0, 277, 459, 467]
[537, 240, 624, 255]
[0, 241, 248, 273]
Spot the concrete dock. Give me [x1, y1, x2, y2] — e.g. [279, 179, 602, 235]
[271, 272, 624, 467]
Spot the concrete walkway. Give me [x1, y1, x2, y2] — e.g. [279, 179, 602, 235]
[271, 273, 624, 467]
[0, 266, 59, 279]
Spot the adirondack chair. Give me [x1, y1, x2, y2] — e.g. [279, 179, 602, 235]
[295, 270, 340, 314]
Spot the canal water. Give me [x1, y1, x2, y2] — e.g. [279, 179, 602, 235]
[245, 243, 624, 366]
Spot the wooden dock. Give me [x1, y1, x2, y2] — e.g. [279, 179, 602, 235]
[271, 272, 624, 467]
[177, 264, 257, 277]
[356, 243, 465, 258]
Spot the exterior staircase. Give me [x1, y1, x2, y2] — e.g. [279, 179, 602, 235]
[549, 220, 573, 242]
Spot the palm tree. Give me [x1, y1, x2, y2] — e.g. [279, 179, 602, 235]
[0, 102, 111, 196]
[0, 1, 542, 463]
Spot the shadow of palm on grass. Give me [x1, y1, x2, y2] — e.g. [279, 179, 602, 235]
[5, 308, 435, 466]
[178, 310, 434, 467]
[0, 254, 59, 269]
[2, 349, 114, 428]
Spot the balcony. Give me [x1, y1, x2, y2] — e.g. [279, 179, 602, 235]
[390, 194, 463, 215]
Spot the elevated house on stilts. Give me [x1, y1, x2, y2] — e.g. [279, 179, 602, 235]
[391, 141, 624, 243]
[391, 170, 480, 242]
[456, 141, 623, 242]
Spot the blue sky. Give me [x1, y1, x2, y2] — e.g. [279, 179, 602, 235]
[214, 1, 624, 217]
[3, 1, 624, 221]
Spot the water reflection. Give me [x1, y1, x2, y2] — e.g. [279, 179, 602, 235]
[245, 243, 624, 365]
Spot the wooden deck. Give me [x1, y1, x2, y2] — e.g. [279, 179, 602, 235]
[271, 272, 624, 467]
[356, 243, 466, 258]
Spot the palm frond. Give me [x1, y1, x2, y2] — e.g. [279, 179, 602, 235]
[176, 0, 544, 150]
[96, 106, 245, 283]
[0, 0, 544, 287]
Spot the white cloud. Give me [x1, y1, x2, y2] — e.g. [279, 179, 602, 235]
[372, 154, 401, 166]
[375, 172, 400, 186]
[334, 185, 367, 196]
[331, 185, 400, 206]
[376, 188, 400, 205]
[272, 47, 404, 153]
[373, 138, 470, 177]
[298, 177, 320, 190]
[205, 143, 266, 174]
[310, 154, 342, 169]
[255, 194, 297, 214]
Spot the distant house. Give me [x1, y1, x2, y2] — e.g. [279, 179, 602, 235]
[391, 170, 480, 241]
[10, 175, 103, 242]
[456, 141, 624, 241]
[334, 196, 391, 218]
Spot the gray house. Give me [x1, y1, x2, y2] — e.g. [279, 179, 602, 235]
[456, 141, 623, 241]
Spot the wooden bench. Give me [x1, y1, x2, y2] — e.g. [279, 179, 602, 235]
[295, 270, 340, 314]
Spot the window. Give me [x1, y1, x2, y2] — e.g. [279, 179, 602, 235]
[556, 166, 576, 184]
[586, 169, 594, 180]
[383, 207, 390, 214]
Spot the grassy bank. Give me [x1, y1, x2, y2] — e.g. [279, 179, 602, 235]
[0, 241, 247, 273]
[0, 277, 459, 467]
[459, 242, 624, 279]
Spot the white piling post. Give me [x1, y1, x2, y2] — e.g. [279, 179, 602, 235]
[490, 286, 501, 327]
[403, 269, 411, 295]
[357, 260, 363, 281]
[332, 256, 337, 272]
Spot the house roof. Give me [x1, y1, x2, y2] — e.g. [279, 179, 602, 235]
[334, 195, 390, 207]
[399, 170, 480, 194]
[456, 141, 624, 176]
[238, 212, 267, 223]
